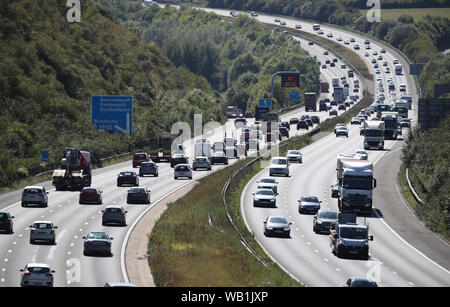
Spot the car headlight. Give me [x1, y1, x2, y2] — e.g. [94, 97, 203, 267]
[284, 227, 290, 231]
[266, 227, 273, 230]
[316, 220, 322, 224]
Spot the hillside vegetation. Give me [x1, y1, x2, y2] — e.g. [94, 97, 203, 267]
[402, 116, 450, 238]
[0, 0, 224, 186]
[94, 2, 320, 113]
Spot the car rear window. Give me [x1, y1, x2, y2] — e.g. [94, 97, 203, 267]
[33, 223, 52, 229]
[88, 232, 108, 240]
[0, 213, 8, 220]
[302, 196, 319, 203]
[82, 189, 97, 194]
[134, 154, 147, 159]
[24, 188, 43, 194]
[105, 208, 121, 213]
[27, 267, 50, 274]
[121, 172, 134, 176]
[176, 166, 189, 171]
[129, 188, 146, 193]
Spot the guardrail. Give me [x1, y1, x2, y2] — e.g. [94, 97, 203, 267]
[406, 168, 425, 205]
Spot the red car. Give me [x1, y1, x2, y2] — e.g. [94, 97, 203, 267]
[295, 24, 302, 29]
[132, 153, 150, 168]
[79, 187, 103, 205]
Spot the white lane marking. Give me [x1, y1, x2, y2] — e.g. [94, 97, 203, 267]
[324, 258, 329, 262]
[408, 282, 415, 286]
[336, 268, 341, 272]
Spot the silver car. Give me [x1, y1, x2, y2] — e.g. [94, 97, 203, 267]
[20, 263, 55, 287]
[298, 195, 322, 214]
[174, 164, 192, 180]
[83, 232, 113, 256]
[21, 186, 48, 207]
[253, 188, 277, 207]
[263, 216, 292, 238]
[102, 206, 127, 226]
[193, 156, 212, 171]
[286, 150, 302, 163]
[257, 178, 278, 194]
[29, 221, 57, 244]
[355, 150, 368, 160]
[269, 157, 289, 177]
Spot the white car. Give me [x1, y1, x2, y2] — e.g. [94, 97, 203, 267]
[29, 221, 57, 244]
[174, 164, 192, 180]
[253, 188, 277, 207]
[355, 150, 368, 160]
[20, 263, 55, 287]
[286, 150, 303, 163]
[269, 157, 289, 177]
[257, 178, 279, 194]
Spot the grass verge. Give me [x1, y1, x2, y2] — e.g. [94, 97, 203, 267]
[360, 8, 450, 22]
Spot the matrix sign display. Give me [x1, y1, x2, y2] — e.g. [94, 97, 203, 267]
[281, 73, 300, 88]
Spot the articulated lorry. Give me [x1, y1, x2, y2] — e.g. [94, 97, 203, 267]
[333, 87, 344, 104]
[52, 148, 92, 191]
[393, 101, 408, 119]
[150, 132, 178, 163]
[305, 93, 317, 112]
[333, 155, 377, 215]
[381, 111, 399, 140]
[330, 213, 373, 260]
[363, 120, 385, 150]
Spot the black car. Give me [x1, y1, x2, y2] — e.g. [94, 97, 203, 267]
[279, 127, 289, 138]
[311, 115, 320, 124]
[305, 119, 313, 127]
[330, 100, 337, 106]
[313, 209, 338, 234]
[280, 121, 290, 130]
[170, 154, 188, 168]
[319, 102, 328, 112]
[300, 115, 310, 121]
[117, 171, 139, 187]
[330, 62, 335, 67]
[345, 277, 378, 287]
[289, 118, 299, 125]
[0, 212, 14, 234]
[297, 120, 309, 130]
[211, 151, 229, 165]
[338, 104, 346, 111]
[127, 187, 151, 204]
[139, 162, 158, 177]
[329, 109, 338, 116]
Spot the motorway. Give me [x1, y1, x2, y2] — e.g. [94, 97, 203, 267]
[0, 3, 447, 287]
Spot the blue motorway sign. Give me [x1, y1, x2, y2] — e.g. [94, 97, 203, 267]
[92, 96, 133, 136]
[41, 151, 49, 163]
[258, 98, 272, 110]
[289, 92, 300, 102]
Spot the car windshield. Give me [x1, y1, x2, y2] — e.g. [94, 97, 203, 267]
[268, 217, 287, 224]
[288, 151, 301, 155]
[27, 267, 50, 274]
[340, 227, 368, 239]
[343, 176, 373, 190]
[256, 190, 274, 196]
[301, 196, 319, 203]
[272, 159, 287, 165]
[318, 211, 338, 219]
[34, 223, 52, 229]
[88, 233, 109, 240]
[364, 130, 382, 137]
[260, 178, 276, 184]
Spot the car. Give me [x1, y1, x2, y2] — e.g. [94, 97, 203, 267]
[263, 216, 292, 238]
[344, 101, 350, 108]
[350, 38, 356, 43]
[250, 12, 258, 17]
[377, 55, 383, 60]
[83, 232, 113, 256]
[313, 209, 338, 234]
[344, 40, 349, 45]
[280, 21, 286, 25]
[0, 212, 14, 234]
[380, 48, 386, 53]
[353, 44, 360, 50]
[334, 123, 346, 133]
[257, 178, 278, 194]
[20, 263, 55, 287]
[317, 30, 324, 35]
[344, 277, 378, 287]
[372, 51, 378, 56]
[211, 151, 228, 165]
[234, 118, 247, 128]
[327, 33, 333, 38]
[279, 121, 290, 130]
[321, 64, 327, 69]
[286, 150, 302, 163]
[170, 153, 188, 168]
[21, 186, 48, 208]
[308, 41, 314, 46]
[253, 188, 277, 207]
[117, 171, 139, 187]
[289, 117, 299, 125]
[298, 195, 322, 214]
[174, 164, 192, 180]
[364, 39, 370, 45]
[295, 24, 302, 29]
[132, 152, 149, 168]
[104, 282, 138, 287]
[102, 206, 127, 226]
[355, 150, 369, 160]
[365, 45, 371, 50]
[139, 161, 159, 177]
[351, 117, 361, 125]
[337, 37, 343, 41]
[329, 109, 338, 116]
[193, 156, 212, 171]
[330, 62, 335, 67]
[364, 52, 369, 57]
[400, 118, 411, 128]
[330, 100, 337, 106]
[353, 88, 359, 93]
[127, 187, 150, 204]
[384, 67, 390, 74]
[311, 115, 320, 124]
[325, 59, 331, 64]
[305, 119, 313, 127]
[338, 104, 346, 111]
[244, 111, 254, 118]
[274, 18, 280, 22]
[269, 157, 289, 177]
[341, 64, 346, 69]
[335, 126, 349, 137]
[29, 221, 57, 244]
[79, 187, 103, 204]
[324, 50, 329, 55]
[296, 120, 309, 130]
[279, 127, 289, 138]
[393, 59, 399, 65]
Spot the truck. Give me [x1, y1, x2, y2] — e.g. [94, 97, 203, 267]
[305, 93, 317, 112]
[313, 24, 320, 31]
[52, 148, 92, 191]
[333, 155, 377, 215]
[333, 87, 344, 104]
[381, 111, 399, 140]
[320, 81, 329, 93]
[332, 77, 340, 88]
[255, 106, 270, 121]
[393, 101, 408, 118]
[376, 104, 390, 118]
[395, 63, 402, 75]
[194, 139, 211, 158]
[401, 95, 413, 110]
[363, 120, 385, 150]
[150, 132, 178, 163]
[330, 213, 373, 260]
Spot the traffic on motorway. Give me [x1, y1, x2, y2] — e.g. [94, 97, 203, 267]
[1, 5, 448, 288]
